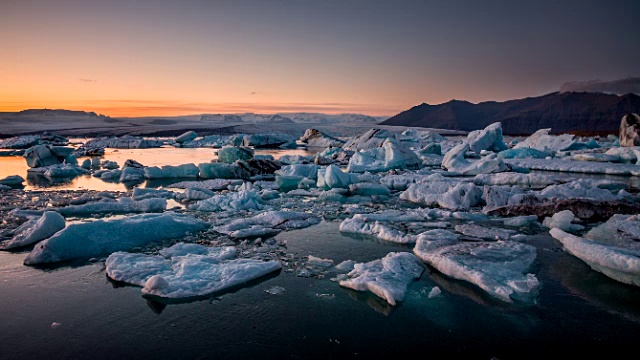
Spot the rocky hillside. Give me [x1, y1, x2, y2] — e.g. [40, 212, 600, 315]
[381, 92, 640, 135]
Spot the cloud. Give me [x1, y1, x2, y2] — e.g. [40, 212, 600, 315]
[560, 77, 640, 95]
[79, 78, 96, 83]
[249, 91, 259, 95]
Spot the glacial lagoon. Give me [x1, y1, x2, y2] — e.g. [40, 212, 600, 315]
[2, 127, 640, 359]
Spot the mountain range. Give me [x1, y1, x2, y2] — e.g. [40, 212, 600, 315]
[381, 92, 640, 135]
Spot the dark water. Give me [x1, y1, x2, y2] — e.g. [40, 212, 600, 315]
[2, 222, 640, 359]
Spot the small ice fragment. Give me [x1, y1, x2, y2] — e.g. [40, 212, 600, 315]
[427, 286, 442, 298]
[264, 286, 286, 295]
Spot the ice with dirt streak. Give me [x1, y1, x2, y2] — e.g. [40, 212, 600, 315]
[213, 210, 320, 238]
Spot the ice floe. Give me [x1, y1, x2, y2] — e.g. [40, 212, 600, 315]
[0, 211, 65, 250]
[106, 243, 281, 298]
[339, 252, 424, 305]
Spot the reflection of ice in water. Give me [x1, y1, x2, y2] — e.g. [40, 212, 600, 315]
[0, 147, 316, 191]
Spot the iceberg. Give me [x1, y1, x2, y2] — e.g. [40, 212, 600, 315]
[317, 164, 353, 189]
[143, 164, 199, 179]
[216, 146, 254, 163]
[24, 212, 209, 265]
[339, 252, 424, 305]
[0, 211, 65, 250]
[347, 138, 421, 173]
[342, 128, 396, 151]
[339, 215, 416, 244]
[242, 133, 296, 148]
[465, 122, 508, 153]
[299, 129, 344, 148]
[175, 131, 198, 144]
[513, 129, 582, 153]
[400, 178, 482, 210]
[51, 197, 166, 216]
[542, 210, 584, 232]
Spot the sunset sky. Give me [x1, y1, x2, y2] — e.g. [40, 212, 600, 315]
[1, 0, 639, 117]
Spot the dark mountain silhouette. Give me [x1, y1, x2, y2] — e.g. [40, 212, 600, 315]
[381, 92, 640, 135]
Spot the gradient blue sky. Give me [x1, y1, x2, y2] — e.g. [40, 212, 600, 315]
[1, 0, 638, 116]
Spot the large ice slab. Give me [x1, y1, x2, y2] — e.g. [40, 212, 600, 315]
[216, 146, 254, 163]
[53, 197, 166, 216]
[584, 214, 640, 251]
[550, 228, 640, 286]
[414, 238, 540, 303]
[513, 129, 584, 153]
[339, 252, 424, 305]
[24, 212, 209, 265]
[84, 136, 163, 149]
[299, 129, 344, 148]
[466, 122, 508, 153]
[106, 243, 281, 298]
[0, 212, 65, 250]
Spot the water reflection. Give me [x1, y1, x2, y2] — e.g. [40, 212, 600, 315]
[0, 147, 316, 192]
[341, 287, 395, 316]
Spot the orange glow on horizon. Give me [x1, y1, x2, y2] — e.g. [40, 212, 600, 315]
[0, 100, 399, 117]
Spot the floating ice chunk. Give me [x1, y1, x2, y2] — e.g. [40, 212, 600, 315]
[216, 146, 254, 163]
[277, 155, 314, 165]
[184, 134, 244, 148]
[466, 122, 508, 153]
[0, 175, 25, 186]
[339, 215, 416, 244]
[550, 228, 640, 286]
[474, 172, 563, 189]
[106, 244, 280, 298]
[175, 131, 197, 144]
[167, 179, 244, 190]
[0, 212, 65, 250]
[503, 215, 539, 227]
[119, 167, 145, 182]
[513, 129, 581, 153]
[619, 113, 640, 147]
[275, 164, 319, 179]
[191, 191, 264, 212]
[100, 169, 122, 181]
[299, 129, 344, 148]
[180, 187, 215, 201]
[539, 181, 619, 201]
[414, 239, 539, 303]
[584, 214, 640, 251]
[442, 143, 511, 175]
[505, 158, 640, 176]
[339, 252, 424, 305]
[214, 210, 320, 238]
[198, 162, 248, 179]
[454, 224, 515, 241]
[400, 180, 482, 210]
[159, 243, 236, 259]
[379, 173, 429, 191]
[542, 210, 583, 232]
[498, 148, 550, 159]
[132, 188, 175, 201]
[604, 147, 639, 163]
[572, 153, 620, 163]
[335, 260, 356, 272]
[347, 138, 421, 173]
[427, 286, 442, 298]
[101, 160, 119, 169]
[482, 185, 525, 209]
[242, 133, 296, 148]
[317, 165, 352, 189]
[52, 197, 166, 216]
[399, 129, 445, 143]
[342, 128, 396, 151]
[264, 286, 286, 295]
[0, 185, 10, 191]
[24, 212, 209, 265]
[349, 183, 390, 196]
[143, 164, 199, 179]
[84, 136, 163, 149]
[308, 255, 334, 268]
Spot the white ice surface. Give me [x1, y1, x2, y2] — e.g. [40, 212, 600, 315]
[339, 252, 424, 305]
